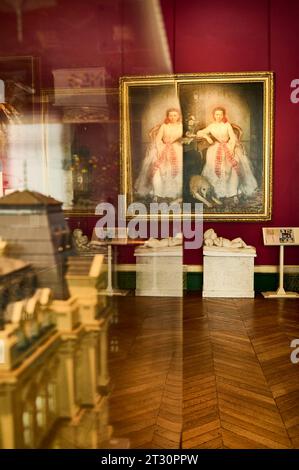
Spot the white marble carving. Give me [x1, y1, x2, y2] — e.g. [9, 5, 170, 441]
[203, 229, 256, 298]
[203, 228, 250, 249]
[143, 233, 182, 249]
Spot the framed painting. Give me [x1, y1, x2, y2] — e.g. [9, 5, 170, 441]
[120, 72, 273, 221]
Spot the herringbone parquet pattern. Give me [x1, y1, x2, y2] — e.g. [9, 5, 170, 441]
[183, 295, 299, 449]
[108, 297, 182, 449]
[48, 294, 299, 449]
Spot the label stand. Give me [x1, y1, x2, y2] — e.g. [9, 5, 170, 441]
[98, 244, 128, 296]
[262, 245, 299, 299]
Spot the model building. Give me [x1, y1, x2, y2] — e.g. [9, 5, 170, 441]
[0, 190, 70, 299]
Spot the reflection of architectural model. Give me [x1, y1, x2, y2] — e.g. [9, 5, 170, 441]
[0, 190, 71, 299]
[0, 255, 37, 331]
[0, 201, 112, 448]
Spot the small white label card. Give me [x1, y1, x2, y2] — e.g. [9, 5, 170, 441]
[263, 227, 299, 246]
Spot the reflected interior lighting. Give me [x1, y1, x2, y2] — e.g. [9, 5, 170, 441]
[4, 122, 70, 206]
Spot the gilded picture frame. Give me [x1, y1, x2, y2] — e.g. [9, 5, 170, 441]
[120, 72, 273, 221]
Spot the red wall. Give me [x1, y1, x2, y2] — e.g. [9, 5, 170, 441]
[0, 0, 298, 266]
[161, 0, 299, 266]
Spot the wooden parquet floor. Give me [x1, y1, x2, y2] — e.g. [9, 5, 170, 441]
[108, 297, 182, 449]
[48, 294, 299, 449]
[183, 294, 299, 449]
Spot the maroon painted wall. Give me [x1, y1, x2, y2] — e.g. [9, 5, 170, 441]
[161, 0, 299, 266]
[0, 0, 298, 266]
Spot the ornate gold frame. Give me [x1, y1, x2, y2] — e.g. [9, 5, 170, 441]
[120, 72, 274, 221]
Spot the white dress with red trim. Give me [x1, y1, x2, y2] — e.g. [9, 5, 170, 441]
[135, 122, 183, 200]
[200, 122, 257, 199]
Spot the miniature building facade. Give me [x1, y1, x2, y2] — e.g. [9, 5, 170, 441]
[0, 190, 71, 299]
[0, 257, 36, 330]
[0, 218, 111, 448]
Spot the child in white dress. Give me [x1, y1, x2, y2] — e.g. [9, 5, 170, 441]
[197, 107, 257, 201]
[135, 108, 183, 201]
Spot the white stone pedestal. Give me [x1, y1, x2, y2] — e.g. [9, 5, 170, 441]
[203, 246, 256, 298]
[134, 246, 183, 297]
